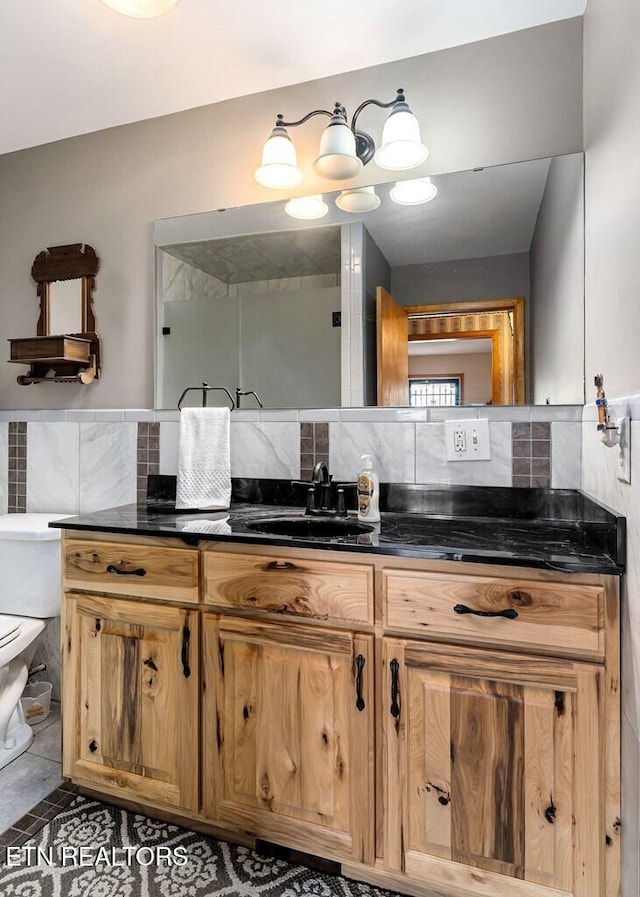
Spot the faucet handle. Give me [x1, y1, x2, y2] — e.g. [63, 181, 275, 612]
[305, 487, 316, 516]
[336, 488, 348, 518]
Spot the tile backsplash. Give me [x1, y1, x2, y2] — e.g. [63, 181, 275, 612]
[0, 406, 583, 517]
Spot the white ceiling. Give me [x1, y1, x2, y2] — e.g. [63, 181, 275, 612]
[0, 0, 585, 156]
[409, 338, 493, 356]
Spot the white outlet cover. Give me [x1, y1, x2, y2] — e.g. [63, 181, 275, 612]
[444, 419, 491, 461]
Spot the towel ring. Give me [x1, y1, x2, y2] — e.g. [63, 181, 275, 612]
[177, 382, 235, 411]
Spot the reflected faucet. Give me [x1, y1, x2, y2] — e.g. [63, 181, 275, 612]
[235, 388, 263, 409]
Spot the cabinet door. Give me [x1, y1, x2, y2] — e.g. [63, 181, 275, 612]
[63, 592, 199, 812]
[383, 638, 603, 897]
[203, 615, 374, 864]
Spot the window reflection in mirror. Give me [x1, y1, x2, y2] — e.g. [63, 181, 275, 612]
[154, 152, 584, 409]
[47, 278, 84, 336]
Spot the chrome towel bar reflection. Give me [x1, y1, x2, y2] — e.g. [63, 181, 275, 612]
[177, 382, 235, 411]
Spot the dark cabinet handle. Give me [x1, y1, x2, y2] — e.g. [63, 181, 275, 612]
[181, 625, 191, 678]
[453, 603, 518, 620]
[106, 564, 147, 577]
[355, 654, 365, 712]
[390, 658, 400, 719]
[266, 561, 296, 571]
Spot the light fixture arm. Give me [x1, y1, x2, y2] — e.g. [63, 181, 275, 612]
[275, 91, 407, 167]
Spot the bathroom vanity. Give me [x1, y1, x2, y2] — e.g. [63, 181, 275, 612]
[55, 485, 624, 897]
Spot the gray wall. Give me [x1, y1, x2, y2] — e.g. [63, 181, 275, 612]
[0, 18, 582, 409]
[583, 2, 640, 894]
[529, 155, 584, 405]
[390, 252, 529, 306]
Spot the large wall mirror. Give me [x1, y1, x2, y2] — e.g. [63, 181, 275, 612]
[154, 152, 584, 409]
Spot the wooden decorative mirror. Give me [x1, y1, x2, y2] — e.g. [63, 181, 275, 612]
[8, 244, 101, 385]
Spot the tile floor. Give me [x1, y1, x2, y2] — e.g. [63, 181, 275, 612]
[0, 700, 62, 835]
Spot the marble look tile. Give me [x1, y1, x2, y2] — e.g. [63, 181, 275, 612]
[124, 409, 155, 422]
[159, 421, 179, 475]
[416, 422, 512, 486]
[269, 276, 301, 293]
[92, 410, 125, 421]
[483, 406, 531, 421]
[329, 422, 415, 483]
[338, 408, 428, 422]
[429, 407, 479, 421]
[230, 423, 300, 479]
[621, 714, 640, 897]
[162, 252, 185, 303]
[0, 411, 15, 422]
[207, 274, 228, 300]
[530, 405, 583, 421]
[302, 273, 337, 290]
[79, 423, 137, 513]
[154, 410, 180, 422]
[0, 753, 62, 832]
[27, 715, 61, 764]
[30, 619, 61, 701]
[0, 422, 8, 514]
[66, 411, 95, 421]
[551, 422, 582, 488]
[184, 262, 210, 300]
[258, 410, 299, 422]
[299, 409, 341, 422]
[27, 423, 80, 514]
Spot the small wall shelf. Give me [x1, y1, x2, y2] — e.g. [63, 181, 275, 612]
[9, 243, 102, 386]
[8, 334, 98, 385]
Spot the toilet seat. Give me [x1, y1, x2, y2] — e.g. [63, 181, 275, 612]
[0, 616, 21, 649]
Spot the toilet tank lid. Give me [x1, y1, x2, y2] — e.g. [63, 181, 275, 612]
[0, 514, 66, 540]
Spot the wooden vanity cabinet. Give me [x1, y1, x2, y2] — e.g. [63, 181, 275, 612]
[60, 534, 620, 897]
[62, 534, 200, 814]
[201, 614, 374, 864]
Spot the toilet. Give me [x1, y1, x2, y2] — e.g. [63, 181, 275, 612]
[0, 514, 66, 769]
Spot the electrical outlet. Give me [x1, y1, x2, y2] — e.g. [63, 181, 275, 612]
[444, 419, 490, 461]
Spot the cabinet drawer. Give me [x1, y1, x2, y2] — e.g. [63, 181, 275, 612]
[64, 539, 199, 603]
[204, 550, 373, 624]
[384, 569, 604, 659]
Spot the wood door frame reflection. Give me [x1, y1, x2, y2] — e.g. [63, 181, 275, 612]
[405, 297, 525, 404]
[408, 330, 501, 405]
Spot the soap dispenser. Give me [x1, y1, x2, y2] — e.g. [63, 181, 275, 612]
[357, 454, 380, 523]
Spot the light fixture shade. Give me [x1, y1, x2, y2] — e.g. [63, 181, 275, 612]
[255, 127, 304, 189]
[335, 186, 381, 213]
[313, 118, 363, 180]
[284, 195, 329, 220]
[101, 0, 180, 17]
[390, 177, 438, 206]
[374, 109, 429, 171]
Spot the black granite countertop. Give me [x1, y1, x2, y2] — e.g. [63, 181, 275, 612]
[50, 480, 625, 575]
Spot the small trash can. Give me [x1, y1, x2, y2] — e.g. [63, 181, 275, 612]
[20, 681, 53, 725]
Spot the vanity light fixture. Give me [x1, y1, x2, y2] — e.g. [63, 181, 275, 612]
[100, 0, 180, 17]
[284, 195, 329, 220]
[335, 186, 381, 213]
[255, 88, 428, 190]
[389, 176, 438, 205]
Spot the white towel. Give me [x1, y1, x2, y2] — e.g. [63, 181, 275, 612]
[176, 407, 231, 510]
[178, 516, 232, 536]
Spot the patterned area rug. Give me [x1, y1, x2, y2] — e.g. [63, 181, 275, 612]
[0, 795, 406, 897]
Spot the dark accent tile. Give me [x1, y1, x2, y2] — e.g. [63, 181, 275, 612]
[531, 475, 552, 487]
[532, 458, 551, 476]
[149, 423, 160, 438]
[512, 458, 531, 476]
[300, 423, 313, 439]
[512, 475, 532, 488]
[314, 423, 329, 441]
[0, 830, 19, 847]
[512, 423, 531, 440]
[512, 441, 531, 458]
[315, 436, 329, 453]
[58, 781, 79, 793]
[148, 437, 159, 452]
[532, 422, 551, 440]
[315, 453, 329, 465]
[300, 469, 313, 481]
[300, 454, 314, 469]
[531, 440, 551, 458]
